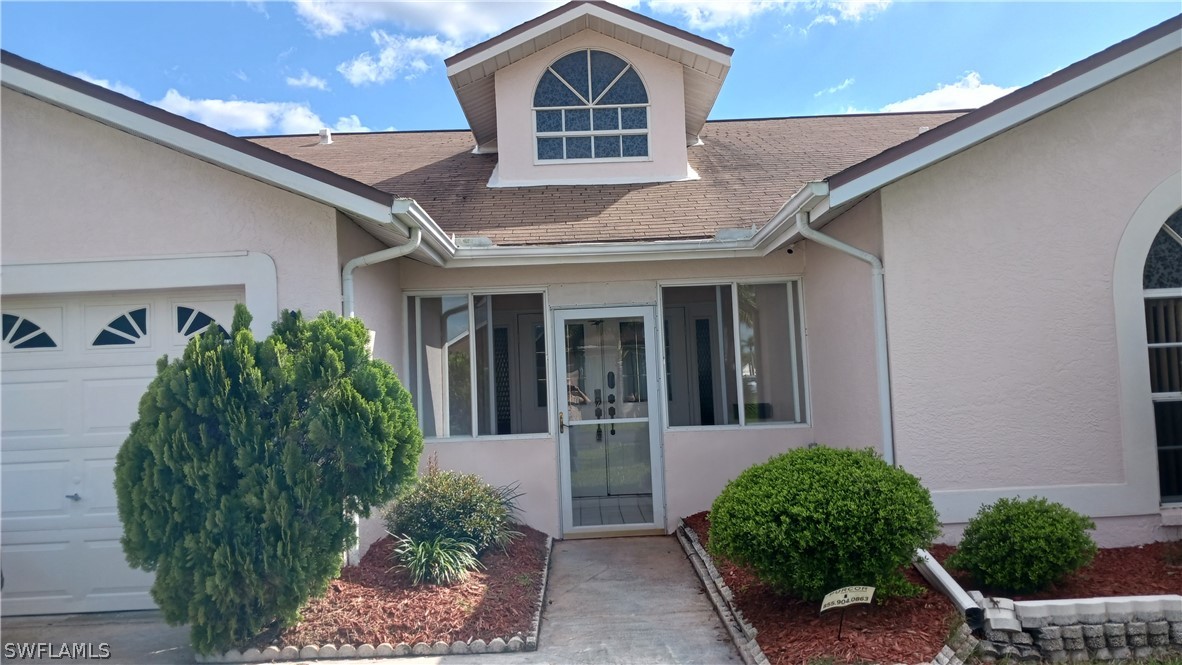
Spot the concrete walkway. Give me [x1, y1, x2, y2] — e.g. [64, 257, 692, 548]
[1, 536, 739, 664]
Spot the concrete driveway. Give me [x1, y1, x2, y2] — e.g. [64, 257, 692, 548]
[1, 536, 739, 664]
[1, 610, 193, 663]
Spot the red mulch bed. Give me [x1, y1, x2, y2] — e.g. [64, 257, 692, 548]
[685, 512, 957, 665]
[259, 526, 548, 648]
[928, 540, 1182, 600]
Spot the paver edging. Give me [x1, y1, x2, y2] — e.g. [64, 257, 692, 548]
[677, 519, 980, 665]
[918, 552, 1182, 662]
[971, 593, 1182, 663]
[195, 536, 553, 662]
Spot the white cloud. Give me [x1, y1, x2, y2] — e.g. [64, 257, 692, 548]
[646, 0, 781, 31]
[332, 114, 370, 132]
[245, 0, 270, 18]
[233, 69, 250, 82]
[879, 71, 1018, 113]
[807, 14, 837, 29]
[646, 0, 889, 31]
[286, 70, 330, 90]
[153, 89, 374, 134]
[337, 30, 460, 85]
[815, 76, 854, 97]
[825, 0, 891, 22]
[294, 0, 574, 40]
[73, 71, 141, 100]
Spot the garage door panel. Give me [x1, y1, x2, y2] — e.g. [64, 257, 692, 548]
[82, 538, 155, 595]
[82, 375, 154, 433]
[80, 457, 120, 519]
[1, 456, 74, 523]
[0, 529, 155, 615]
[0, 539, 74, 602]
[1, 380, 70, 436]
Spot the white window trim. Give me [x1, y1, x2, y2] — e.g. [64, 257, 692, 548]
[655, 276, 811, 431]
[404, 288, 552, 441]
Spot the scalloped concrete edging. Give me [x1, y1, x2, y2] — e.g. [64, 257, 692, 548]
[195, 536, 553, 663]
[676, 520, 979, 665]
[970, 592, 1182, 662]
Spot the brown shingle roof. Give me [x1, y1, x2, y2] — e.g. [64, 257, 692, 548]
[249, 111, 963, 246]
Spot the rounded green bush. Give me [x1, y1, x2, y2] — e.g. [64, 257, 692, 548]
[385, 461, 521, 554]
[708, 446, 940, 601]
[947, 497, 1096, 594]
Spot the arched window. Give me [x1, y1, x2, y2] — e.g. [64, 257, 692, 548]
[2, 313, 57, 350]
[1145, 208, 1182, 502]
[533, 49, 649, 162]
[92, 307, 148, 347]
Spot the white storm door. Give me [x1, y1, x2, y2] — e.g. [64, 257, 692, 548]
[554, 306, 664, 535]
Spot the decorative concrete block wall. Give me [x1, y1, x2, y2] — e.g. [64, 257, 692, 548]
[973, 593, 1182, 662]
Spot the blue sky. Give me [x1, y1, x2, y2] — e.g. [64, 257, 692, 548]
[2, 2, 1177, 136]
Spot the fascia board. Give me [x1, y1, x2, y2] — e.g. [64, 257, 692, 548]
[828, 30, 1181, 206]
[445, 3, 730, 78]
[2, 64, 407, 237]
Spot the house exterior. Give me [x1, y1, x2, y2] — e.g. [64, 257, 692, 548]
[1, 1, 1179, 617]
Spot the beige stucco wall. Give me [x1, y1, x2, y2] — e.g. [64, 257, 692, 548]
[880, 52, 1182, 543]
[492, 29, 690, 186]
[399, 253, 816, 534]
[0, 89, 342, 317]
[803, 194, 886, 452]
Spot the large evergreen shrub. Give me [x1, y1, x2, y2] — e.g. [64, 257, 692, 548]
[708, 446, 940, 601]
[947, 497, 1096, 594]
[115, 306, 422, 654]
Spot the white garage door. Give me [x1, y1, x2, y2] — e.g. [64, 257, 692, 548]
[1, 288, 241, 615]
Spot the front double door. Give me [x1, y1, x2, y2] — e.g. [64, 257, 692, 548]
[555, 307, 664, 535]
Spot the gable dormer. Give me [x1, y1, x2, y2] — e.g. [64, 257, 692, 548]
[444, 1, 732, 188]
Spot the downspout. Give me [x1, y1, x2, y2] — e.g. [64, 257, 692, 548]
[340, 210, 420, 567]
[342, 224, 422, 318]
[793, 203, 896, 467]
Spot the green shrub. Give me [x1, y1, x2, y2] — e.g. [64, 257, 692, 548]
[389, 533, 483, 586]
[384, 459, 521, 554]
[114, 306, 423, 654]
[947, 497, 1096, 594]
[708, 446, 940, 601]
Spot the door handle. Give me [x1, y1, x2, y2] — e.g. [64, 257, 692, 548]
[558, 411, 565, 433]
[65, 493, 81, 502]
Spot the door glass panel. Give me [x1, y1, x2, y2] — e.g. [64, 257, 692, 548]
[563, 315, 654, 528]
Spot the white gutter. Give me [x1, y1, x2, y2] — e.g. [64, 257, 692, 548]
[791, 182, 897, 466]
[342, 203, 422, 318]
